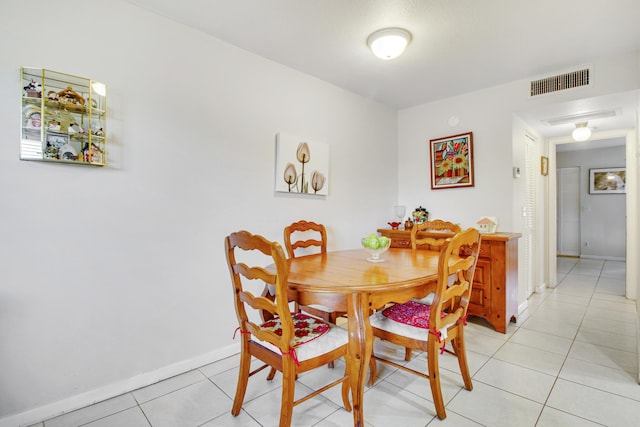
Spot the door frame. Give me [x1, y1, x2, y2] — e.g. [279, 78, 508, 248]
[546, 129, 637, 299]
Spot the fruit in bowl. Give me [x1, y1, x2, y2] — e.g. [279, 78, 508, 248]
[361, 233, 391, 262]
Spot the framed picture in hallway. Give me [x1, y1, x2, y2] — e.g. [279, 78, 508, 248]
[429, 132, 474, 189]
[589, 167, 626, 194]
[541, 156, 549, 176]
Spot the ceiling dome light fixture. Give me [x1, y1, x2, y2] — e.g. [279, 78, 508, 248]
[572, 122, 591, 141]
[367, 28, 412, 60]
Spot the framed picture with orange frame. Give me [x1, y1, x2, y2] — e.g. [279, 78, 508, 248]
[429, 132, 474, 190]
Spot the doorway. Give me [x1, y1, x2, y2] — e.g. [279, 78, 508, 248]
[556, 167, 580, 257]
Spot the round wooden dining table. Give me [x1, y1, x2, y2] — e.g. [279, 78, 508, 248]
[286, 247, 441, 427]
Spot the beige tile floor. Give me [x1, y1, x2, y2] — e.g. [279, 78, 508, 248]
[32, 258, 638, 426]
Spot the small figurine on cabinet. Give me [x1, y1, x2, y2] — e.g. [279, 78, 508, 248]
[388, 222, 401, 230]
[412, 206, 429, 224]
[477, 217, 498, 234]
[404, 217, 414, 230]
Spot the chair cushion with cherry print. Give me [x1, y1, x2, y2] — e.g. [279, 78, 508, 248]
[256, 312, 348, 362]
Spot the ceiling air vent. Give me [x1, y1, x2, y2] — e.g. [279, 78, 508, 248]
[530, 68, 590, 96]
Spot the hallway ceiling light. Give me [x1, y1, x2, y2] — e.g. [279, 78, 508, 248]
[572, 122, 591, 141]
[367, 28, 412, 60]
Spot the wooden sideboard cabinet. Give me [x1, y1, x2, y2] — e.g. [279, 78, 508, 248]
[377, 228, 521, 333]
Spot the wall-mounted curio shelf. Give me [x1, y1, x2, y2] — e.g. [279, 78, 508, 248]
[20, 67, 106, 166]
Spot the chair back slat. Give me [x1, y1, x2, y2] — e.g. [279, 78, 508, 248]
[411, 219, 462, 250]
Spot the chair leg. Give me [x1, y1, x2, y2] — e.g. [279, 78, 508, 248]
[404, 347, 413, 361]
[279, 357, 296, 427]
[327, 312, 338, 369]
[231, 344, 251, 416]
[267, 367, 277, 380]
[427, 336, 447, 420]
[341, 363, 352, 412]
[368, 355, 377, 386]
[452, 330, 473, 391]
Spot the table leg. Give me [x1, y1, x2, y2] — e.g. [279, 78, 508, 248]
[346, 292, 371, 427]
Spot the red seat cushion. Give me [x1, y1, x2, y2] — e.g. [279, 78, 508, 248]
[382, 300, 443, 329]
[260, 312, 330, 347]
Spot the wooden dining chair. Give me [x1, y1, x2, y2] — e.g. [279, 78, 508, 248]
[402, 219, 463, 360]
[225, 230, 351, 427]
[283, 220, 345, 324]
[368, 228, 481, 420]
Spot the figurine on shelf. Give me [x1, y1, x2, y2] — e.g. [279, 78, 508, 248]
[81, 143, 104, 163]
[90, 145, 103, 163]
[388, 222, 401, 230]
[68, 123, 86, 134]
[57, 86, 85, 105]
[23, 79, 42, 98]
[47, 120, 61, 131]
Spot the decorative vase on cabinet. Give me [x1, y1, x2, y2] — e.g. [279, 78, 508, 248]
[20, 67, 106, 166]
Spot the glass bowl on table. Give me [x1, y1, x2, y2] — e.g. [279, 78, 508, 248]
[361, 234, 391, 263]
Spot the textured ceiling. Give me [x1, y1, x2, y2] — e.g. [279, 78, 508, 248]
[126, 0, 640, 138]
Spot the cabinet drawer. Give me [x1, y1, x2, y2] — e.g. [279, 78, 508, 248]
[390, 239, 411, 249]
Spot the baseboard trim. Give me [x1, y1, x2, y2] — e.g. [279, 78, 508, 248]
[580, 255, 626, 262]
[1, 343, 240, 427]
[518, 299, 529, 316]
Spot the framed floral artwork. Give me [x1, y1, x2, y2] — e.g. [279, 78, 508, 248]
[275, 133, 329, 195]
[429, 132, 474, 190]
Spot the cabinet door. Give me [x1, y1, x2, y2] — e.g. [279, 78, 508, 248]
[469, 257, 492, 316]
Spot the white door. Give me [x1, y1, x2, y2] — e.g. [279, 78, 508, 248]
[557, 167, 580, 256]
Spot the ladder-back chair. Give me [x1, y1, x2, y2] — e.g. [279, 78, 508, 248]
[368, 228, 481, 420]
[284, 220, 345, 324]
[404, 219, 463, 360]
[225, 230, 351, 426]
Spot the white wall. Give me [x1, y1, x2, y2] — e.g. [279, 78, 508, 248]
[0, 1, 399, 423]
[557, 144, 626, 259]
[398, 86, 519, 230]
